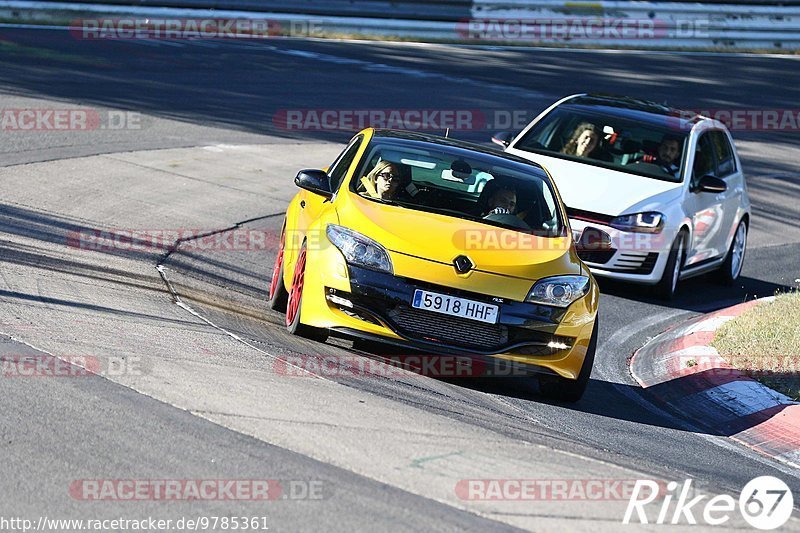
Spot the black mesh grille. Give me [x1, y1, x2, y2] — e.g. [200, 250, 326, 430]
[638, 252, 659, 274]
[613, 252, 659, 275]
[388, 305, 508, 350]
[577, 249, 616, 265]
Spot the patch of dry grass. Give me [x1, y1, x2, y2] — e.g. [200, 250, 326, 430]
[713, 292, 800, 399]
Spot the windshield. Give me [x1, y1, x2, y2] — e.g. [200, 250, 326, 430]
[514, 107, 688, 183]
[350, 140, 565, 237]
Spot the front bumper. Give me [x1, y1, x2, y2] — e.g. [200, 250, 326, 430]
[303, 259, 597, 379]
[571, 218, 673, 284]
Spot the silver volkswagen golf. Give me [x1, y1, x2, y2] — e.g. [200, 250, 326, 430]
[495, 94, 751, 299]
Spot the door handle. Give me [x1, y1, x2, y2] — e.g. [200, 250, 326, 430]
[300, 200, 306, 208]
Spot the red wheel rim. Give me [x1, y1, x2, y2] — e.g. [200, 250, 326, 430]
[268, 227, 286, 300]
[286, 247, 306, 327]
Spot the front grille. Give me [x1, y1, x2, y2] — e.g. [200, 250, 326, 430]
[577, 249, 616, 265]
[637, 252, 659, 274]
[610, 252, 659, 275]
[388, 305, 508, 350]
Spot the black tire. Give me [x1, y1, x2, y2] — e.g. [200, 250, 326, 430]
[267, 253, 289, 312]
[267, 222, 289, 312]
[538, 318, 598, 403]
[716, 220, 747, 286]
[285, 243, 329, 343]
[653, 231, 687, 301]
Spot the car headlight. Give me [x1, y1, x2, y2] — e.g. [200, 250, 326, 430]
[526, 275, 590, 308]
[326, 224, 393, 274]
[609, 212, 664, 233]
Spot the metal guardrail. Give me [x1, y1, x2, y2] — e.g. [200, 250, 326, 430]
[470, 1, 800, 46]
[3, 0, 800, 49]
[14, 0, 800, 21]
[53, 0, 475, 21]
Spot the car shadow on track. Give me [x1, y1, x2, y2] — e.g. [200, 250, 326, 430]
[596, 274, 793, 313]
[342, 340, 723, 435]
[343, 338, 797, 439]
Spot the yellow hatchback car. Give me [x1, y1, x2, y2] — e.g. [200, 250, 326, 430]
[268, 129, 599, 401]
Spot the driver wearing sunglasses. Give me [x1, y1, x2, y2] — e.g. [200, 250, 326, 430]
[363, 160, 412, 201]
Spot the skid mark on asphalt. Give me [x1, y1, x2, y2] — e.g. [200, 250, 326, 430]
[157, 265, 327, 381]
[151, 209, 342, 380]
[151, 212, 569, 437]
[152, 208, 800, 489]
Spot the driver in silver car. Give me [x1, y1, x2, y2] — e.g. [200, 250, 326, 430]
[638, 134, 682, 176]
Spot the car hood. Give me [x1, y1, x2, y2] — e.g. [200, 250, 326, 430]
[508, 151, 683, 217]
[337, 192, 580, 279]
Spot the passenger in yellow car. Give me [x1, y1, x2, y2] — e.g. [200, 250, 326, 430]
[484, 185, 517, 216]
[273, 129, 599, 402]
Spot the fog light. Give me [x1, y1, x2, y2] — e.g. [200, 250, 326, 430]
[327, 294, 353, 308]
[547, 341, 569, 350]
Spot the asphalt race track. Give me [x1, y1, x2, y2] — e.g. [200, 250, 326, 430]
[1, 27, 800, 530]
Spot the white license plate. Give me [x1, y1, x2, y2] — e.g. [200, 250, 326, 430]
[411, 289, 499, 324]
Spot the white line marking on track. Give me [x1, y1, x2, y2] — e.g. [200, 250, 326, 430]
[155, 264, 329, 381]
[154, 39, 185, 48]
[181, 40, 220, 48]
[684, 315, 736, 334]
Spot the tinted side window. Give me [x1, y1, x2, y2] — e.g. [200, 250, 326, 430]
[692, 134, 716, 188]
[328, 135, 364, 191]
[710, 130, 737, 177]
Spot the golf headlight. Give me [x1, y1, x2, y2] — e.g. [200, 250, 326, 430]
[609, 212, 664, 233]
[526, 275, 590, 308]
[326, 224, 393, 273]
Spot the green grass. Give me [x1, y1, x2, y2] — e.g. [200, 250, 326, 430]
[713, 291, 800, 400]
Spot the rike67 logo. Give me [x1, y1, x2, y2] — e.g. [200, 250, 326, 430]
[624, 477, 793, 529]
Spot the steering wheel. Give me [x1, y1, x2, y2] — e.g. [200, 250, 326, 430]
[631, 157, 675, 175]
[483, 213, 531, 230]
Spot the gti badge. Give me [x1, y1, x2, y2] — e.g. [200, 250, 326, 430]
[453, 255, 474, 274]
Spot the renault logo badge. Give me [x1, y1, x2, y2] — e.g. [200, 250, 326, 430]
[453, 255, 474, 274]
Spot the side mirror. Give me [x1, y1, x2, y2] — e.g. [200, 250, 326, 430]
[491, 131, 513, 148]
[693, 174, 727, 194]
[295, 169, 332, 198]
